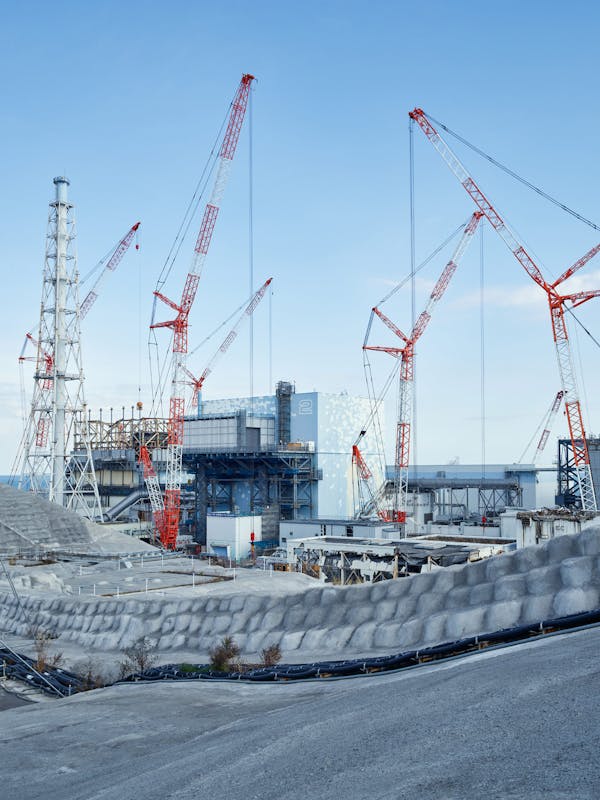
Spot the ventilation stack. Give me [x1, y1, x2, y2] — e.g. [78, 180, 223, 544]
[16, 177, 102, 519]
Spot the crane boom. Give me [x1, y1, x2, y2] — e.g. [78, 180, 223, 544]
[410, 108, 599, 512]
[184, 278, 272, 405]
[149, 74, 254, 549]
[364, 212, 482, 522]
[139, 445, 164, 535]
[534, 390, 564, 463]
[80, 222, 140, 319]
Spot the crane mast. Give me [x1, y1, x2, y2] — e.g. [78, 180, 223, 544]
[365, 212, 482, 523]
[410, 108, 599, 511]
[150, 74, 254, 549]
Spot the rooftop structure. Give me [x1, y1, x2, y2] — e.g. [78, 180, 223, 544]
[381, 463, 536, 523]
[285, 533, 513, 584]
[557, 437, 600, 508]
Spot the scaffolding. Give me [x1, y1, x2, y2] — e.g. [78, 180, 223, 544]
[557, 437, 600, 508]
[75, 408, 169, 452]
[185, 447, 319, 543]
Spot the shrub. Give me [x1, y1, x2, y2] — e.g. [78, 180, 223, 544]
[208, 635, 241, 672]
[118, 636, 157, 678]
[260, 643, 282, 667]
[74, 658, 112, 691]
[178, 663, 199, 674]
[32, 629, 63, 672]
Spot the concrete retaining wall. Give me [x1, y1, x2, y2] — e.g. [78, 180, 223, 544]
[1, 528, 600, 661]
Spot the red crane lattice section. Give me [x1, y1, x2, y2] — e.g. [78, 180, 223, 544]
[410, 107, 600, 509]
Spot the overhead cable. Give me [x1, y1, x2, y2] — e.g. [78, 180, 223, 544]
[427, 113, 600, 233]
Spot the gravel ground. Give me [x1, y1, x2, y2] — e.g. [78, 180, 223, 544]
[0, 625, 598, 800]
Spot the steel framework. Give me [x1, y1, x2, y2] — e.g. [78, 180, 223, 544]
[361, 211, 482, 522]
[557, 437, 600, 508]
[15, 178, 102, 518]
[410, 108, 600, 512]
[184, 448, 317, 542]
[148, 74, 254, 549]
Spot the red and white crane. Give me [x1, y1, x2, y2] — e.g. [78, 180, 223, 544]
[19, 333, 53, 390]
[18, 333, 54, 447]
[364, 211, 482, 523]
[410, 108, 600, 511]
[80, 222, 140, 319]
[182, 277, 272, 411]
[535, 389, 565, 463]
[148, 74, 254, 549]
[352, 438, 378, 516]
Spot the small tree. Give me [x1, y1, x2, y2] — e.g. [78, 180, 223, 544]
[32, 629, 63, 672]
[75, 657, 112, 691]
[260, 643, 282, 667]
[119, 635, 157, 678]
[209, 635, 240, 672]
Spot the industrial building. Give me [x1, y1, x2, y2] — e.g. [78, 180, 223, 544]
[86, 403, 542, 547]
[85, 381, 379, 545]
[401, 462, 537, 523]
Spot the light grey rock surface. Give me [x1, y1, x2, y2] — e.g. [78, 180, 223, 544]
[0, 626, 598, 800]
[0, 483, 154, 554]
[1, 527, 599, 662]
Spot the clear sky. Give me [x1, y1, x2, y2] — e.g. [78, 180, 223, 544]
[1, 0, 600, 486]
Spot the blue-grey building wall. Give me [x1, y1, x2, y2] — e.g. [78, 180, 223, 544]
[199, 389, 379, 518]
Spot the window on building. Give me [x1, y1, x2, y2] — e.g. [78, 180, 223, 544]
[346, 526, 354, 537]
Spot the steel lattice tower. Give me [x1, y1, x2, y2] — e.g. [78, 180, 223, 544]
[16, 177, 102, 519]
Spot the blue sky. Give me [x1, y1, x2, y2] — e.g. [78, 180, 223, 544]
[1, 0, 600, 484]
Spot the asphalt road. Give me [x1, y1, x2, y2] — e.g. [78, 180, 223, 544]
[0, 685, 29, 711]
[0, 626, 599, 800]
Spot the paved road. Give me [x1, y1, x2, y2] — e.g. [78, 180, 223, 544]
[0, 626, 599, 800]
[0, 685, 29, 711]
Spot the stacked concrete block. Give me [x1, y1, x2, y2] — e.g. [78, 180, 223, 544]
[0, 527, 599, 661]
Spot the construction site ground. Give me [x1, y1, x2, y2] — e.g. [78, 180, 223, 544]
[0, 625, 598, 800]
[0, 558, 320, 672]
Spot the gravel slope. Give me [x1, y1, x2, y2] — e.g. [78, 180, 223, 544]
[0, 625, 599, 800]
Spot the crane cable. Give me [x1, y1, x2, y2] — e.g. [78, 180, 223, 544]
[426, 112, 600, 354]
[409, 116, 417, 487]
[360, 218, 471, 484]
[147, 93, 237, 415]
[480, 222, 486, 479]
[376, 221, 466, 308]
[427, 113, 600, 234]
